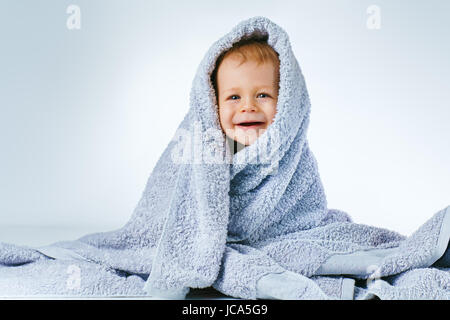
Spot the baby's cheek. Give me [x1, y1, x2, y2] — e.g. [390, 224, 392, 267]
[269, 104, 278, 123]
[218, 109, 233, 128]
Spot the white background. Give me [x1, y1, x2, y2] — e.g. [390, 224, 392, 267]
[0, 0, 448, 246]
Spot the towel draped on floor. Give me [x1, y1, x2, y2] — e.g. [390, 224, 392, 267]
[0, 16, 449, 299]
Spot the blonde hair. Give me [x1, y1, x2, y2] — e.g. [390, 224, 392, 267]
[210, 37, 280, 100]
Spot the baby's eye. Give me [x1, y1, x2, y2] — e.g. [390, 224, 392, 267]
[227, 93, 270, 100]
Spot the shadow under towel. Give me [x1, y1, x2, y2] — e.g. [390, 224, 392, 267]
[0, 16, 449, 300]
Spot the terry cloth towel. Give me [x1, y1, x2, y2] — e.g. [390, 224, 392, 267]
[0, 16, 449, 300]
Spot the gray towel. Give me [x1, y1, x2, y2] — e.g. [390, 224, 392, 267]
[0, 16, 448, 300]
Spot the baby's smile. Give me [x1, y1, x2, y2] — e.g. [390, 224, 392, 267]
[234, 118, 266, 130]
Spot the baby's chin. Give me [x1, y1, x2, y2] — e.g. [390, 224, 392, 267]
[227, 127, 267, 146]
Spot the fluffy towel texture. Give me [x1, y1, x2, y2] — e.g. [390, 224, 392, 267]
[0, 16, 449, 300]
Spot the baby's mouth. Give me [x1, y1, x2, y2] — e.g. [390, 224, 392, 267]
[236, 121, 265, 131]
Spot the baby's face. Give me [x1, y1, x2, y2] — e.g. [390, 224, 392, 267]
[216, 54, 279, 146]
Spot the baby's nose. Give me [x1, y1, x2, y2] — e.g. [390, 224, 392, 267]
[239, 105, 257, 113]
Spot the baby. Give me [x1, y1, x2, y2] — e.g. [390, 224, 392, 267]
[210, 38, 280, 154]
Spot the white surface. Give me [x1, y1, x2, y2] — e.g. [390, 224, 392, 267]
[0, 225, 114, 247]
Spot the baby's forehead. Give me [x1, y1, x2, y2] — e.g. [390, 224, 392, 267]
[218, 58, 279, 86]
[219, 56, 278, 76]
[221, 53, 277, 68]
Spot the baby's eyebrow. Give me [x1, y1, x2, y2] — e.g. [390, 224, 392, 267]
[223, 85, 274, 93]
[223, 87, 240, 93]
